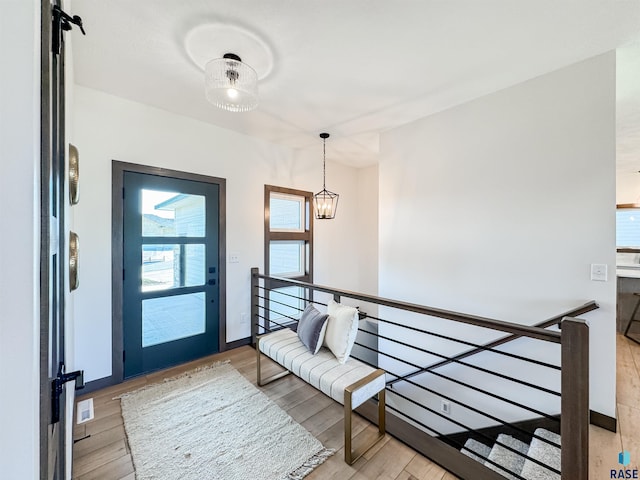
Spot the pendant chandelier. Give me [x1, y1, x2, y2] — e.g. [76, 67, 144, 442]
[313, 133, 339, 220]
[204, 53, 258, 112]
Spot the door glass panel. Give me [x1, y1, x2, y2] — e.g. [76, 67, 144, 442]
[142, 292, 205, 347]
[142, 244, 205, 292]
[269, 241, 305, 277]
[270, 193, 305, 232]
[142, 189, 205, 237]
[269, 286, 305, 328]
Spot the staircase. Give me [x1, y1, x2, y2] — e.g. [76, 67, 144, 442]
[462, 428, 560, 480]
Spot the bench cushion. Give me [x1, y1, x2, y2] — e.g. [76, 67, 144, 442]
[259, 328, 385, 408]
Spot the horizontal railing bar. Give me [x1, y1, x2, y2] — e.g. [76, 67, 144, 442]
[361, 330, 560, 396]
[384, 403, 526, 480]
[255, 324, 276, 334]
[351, 344, 560, 448]
[387, 300, 597, 387]
[390, 388, 561, 476]
[357, 316, 560, 370]
[255, 294, 305, 312]
[256, 273, 561, 342]
[255, 315, 293, 331]
[256, 284, 329, 306]
[256, 306, 300, 324]
[387, 368, 561, 449]
[352, 341, 560, 421]
[388, 393, 537, 479]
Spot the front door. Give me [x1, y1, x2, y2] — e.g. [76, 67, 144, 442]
[122, 171, 221, 378]
[41, 2, 85, 478]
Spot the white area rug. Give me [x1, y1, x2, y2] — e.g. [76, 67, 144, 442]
[118, 361, 333, 480]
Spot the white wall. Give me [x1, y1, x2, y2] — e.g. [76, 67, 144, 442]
[72, 86, 378, 382]
[0, 1, 41, 478]
[617, 171, 640, 204]
[357, 165, 379, 296]
[378, 52, 617, 426]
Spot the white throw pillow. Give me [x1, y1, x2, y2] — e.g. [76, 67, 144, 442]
[323, 299, 359, 364]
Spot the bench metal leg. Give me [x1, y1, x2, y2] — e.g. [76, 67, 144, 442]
[256, 336, 291, 387]
[344, 372, 386, 465]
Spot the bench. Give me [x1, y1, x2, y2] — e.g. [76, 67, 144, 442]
[256, 327, 386, 464]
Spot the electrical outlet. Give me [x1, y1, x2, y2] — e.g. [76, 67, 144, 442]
[240, 312, 249, 326]
[229, 253, 240, 263]
[441, 399, 451, 416]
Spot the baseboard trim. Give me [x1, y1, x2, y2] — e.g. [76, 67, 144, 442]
[79, 375, 118, 395]
[225, 337, 251, 350]
[590, 409, 617, 432]
[80, 340, 250, 395]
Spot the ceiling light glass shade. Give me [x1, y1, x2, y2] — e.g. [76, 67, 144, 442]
[204, 54, 258, 112]
[313, 188, 339, 220]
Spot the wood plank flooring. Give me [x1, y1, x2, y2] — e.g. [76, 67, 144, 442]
[588, 333, 640, 478]
[72, 346, 454, 479]
[73, 335, 640, 479]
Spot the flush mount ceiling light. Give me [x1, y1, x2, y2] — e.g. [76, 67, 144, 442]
[205, 53, 258, 112]
[313, 133, 339, 220]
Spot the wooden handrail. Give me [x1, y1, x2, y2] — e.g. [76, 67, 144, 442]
[254, 271, 561, 342]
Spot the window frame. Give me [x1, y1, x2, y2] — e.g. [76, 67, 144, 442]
[264, 185, 314, 329]
[264, 185, 314, 282]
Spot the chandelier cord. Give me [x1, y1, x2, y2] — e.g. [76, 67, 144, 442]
[323, 137, 327, 190]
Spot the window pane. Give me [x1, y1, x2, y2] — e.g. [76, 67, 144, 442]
[269, 241, 304, 277]
[617, 209, 640, 247]
[142, 293, 205, 347]
[142, 189, 205, 237]
[142, 244, 205, 292]
[270, 193, 304, 232]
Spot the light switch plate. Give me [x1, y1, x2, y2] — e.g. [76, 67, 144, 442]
[590, 264, 607, 282]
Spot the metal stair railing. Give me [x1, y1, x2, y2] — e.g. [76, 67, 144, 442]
[251, 268, 592, 480]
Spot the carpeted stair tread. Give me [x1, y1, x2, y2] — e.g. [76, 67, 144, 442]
[485, 434, 529, 480]
[519, 428, 561, 480]
[461, 438, 492, 464]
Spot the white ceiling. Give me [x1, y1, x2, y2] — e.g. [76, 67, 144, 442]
[71, 0, 640, 168]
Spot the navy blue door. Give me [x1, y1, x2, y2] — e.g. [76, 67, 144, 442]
[123, 172, 219, 378]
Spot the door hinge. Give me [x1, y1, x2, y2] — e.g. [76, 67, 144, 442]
[51, 5, 86, 55]
[51, 362, 84, 424]
[123, 350, 126, 363]
[122, 187, 125, 199]
[123, 269, 125, 281]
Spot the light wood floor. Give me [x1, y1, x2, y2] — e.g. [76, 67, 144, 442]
[72, 346, 457, 480]
[590, 333, 640, 477]
[73, 334, 640, 479]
